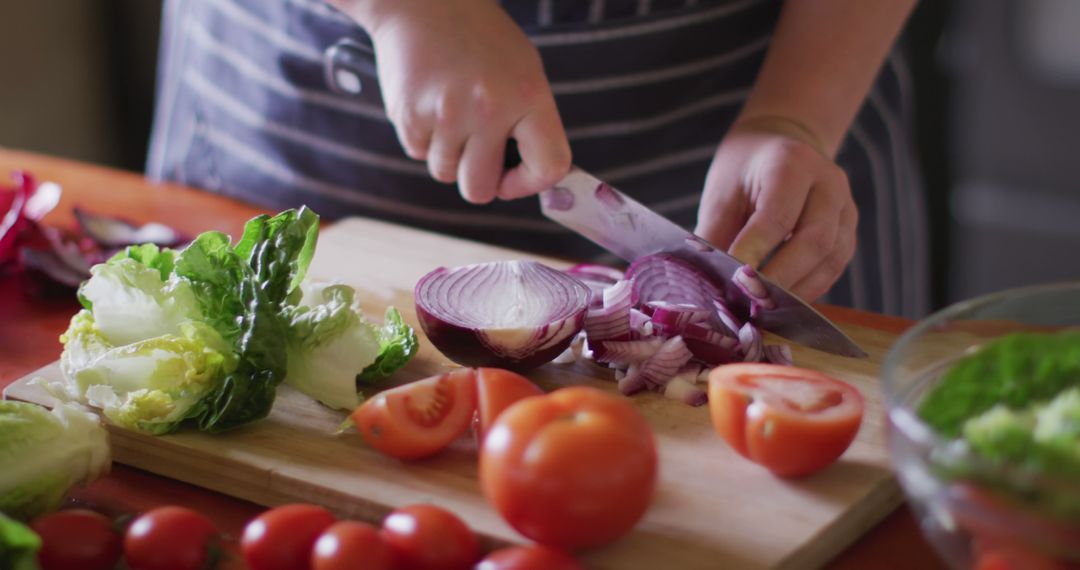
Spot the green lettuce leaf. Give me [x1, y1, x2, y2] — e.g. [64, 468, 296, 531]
[283, 283, 380, 410]
[174, 207, 319, 432]
[0, 513, 40, 570]
[359, 307, 418, 383]
[0, 402, 110, 522]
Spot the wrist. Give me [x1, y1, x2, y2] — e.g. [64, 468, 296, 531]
[730, 113, 834, 159]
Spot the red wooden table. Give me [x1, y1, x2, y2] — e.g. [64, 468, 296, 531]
[0, 148, 948, 569]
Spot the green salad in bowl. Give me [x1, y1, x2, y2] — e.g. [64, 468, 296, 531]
[883, 284, 1080, 570]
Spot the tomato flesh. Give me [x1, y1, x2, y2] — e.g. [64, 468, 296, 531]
[479, 386, 657, 550]
[32, 509, 121, 570]
[475, 367, 543, 442]
[708, 364, 864, 477]
[312, 520, 396, 570]
[380, 504, 479, 570]
[353, 368, 478, 460]
[241, 504, 336, 570]
[123, 506, 217, 570]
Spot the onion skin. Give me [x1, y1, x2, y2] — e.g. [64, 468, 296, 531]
[414, 261, 591, 370]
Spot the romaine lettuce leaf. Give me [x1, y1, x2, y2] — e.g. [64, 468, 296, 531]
[0, 513, 39, 570]
[283, 283, 379, 410]
[0, 401, 110, 522]
[359, 307, 418, 383]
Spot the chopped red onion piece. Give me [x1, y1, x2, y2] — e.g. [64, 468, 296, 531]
[647, 302, 711, 335]
[602, 279, 634, 309]
[764, 344, 794, 366]
[565, 263, 624, 284]
[24, 181, 60, 221]
[541, 187, 575, 211]
[584, 303, 632, 343]
[618, 363, 646, 395]
[683, 323, 740, 365]
[20, 247, 87, 288]
[664, 377, 708, 407]
[595, 338, 665, 367]
[638, 335, 693, 391]
[629, 308, 651, 332]
[415, 260, 591, 369]
[713, 299, 742, 336]
[565, 264, 625, 308]
[627, 253, 725, 311]
[738, 322, 764, 362]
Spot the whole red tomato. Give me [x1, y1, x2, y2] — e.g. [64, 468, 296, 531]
[123, 506, 216, 570]
[380, 504, 479, 570]
[32, 509, 121, 570]
[476, 544, 583, 570]
[312, 520, 396, 570]
[242, 504, 336, 570]
[708, 363, 864, 477]
[479, 386, 658, 550]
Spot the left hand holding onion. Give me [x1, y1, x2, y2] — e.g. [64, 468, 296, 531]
[694, 117, 858, 303]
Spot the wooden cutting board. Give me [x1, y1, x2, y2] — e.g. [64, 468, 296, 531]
[5, 218, 903, 570]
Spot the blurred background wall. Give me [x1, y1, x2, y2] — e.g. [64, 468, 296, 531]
[0, 0, 1077, 312]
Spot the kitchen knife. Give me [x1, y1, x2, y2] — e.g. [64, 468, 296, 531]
[540, 167, 867, 358]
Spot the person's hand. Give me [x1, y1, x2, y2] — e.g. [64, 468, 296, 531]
[365, 0, 571, 203]
[695, 117, 857, 303]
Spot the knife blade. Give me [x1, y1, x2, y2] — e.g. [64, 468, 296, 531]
[540, 167, 867, 358]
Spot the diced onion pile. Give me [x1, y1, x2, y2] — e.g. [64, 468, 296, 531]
[561, 256, 793, 406]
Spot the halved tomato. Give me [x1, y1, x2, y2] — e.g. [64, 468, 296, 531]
[352, 368, 478, 460]
[708, 363, 864, 477]
[474, 368, 544, 442]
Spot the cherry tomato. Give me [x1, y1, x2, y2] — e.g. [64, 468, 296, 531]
[312, 521, 396, 570]
[242, 504, 336, 570]
[474, 367, 543, 442]
[479, 386, 657, 550]
[380, 504, 479, 570]
[476, 545, 583, 570]
[123, 506, 216, 570]
[353, 368, 478, 459]
[31, 509, 121, 570]
[708, 363, 864, 477]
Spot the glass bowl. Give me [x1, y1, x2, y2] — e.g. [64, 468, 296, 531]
[882, 282, 1080, 569]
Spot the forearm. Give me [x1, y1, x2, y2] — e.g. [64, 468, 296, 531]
[738, 0, 917, 156]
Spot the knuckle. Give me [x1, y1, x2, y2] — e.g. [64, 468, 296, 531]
[469, 82, 500, 120]
[802, 226, 835, 257]
[761, 209, 798, 237]
[434, 93, 461, 127]
[428, 158, 458, 184]
[533, 149, 572, 187]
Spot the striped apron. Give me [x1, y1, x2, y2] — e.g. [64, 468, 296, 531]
[147, 0, 929, 318]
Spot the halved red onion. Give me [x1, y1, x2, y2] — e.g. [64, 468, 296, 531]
[415, 260, 591, 369]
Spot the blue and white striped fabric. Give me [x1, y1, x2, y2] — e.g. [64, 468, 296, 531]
[147, 0, 929, 318]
